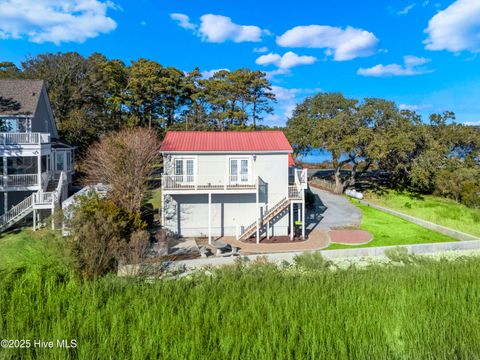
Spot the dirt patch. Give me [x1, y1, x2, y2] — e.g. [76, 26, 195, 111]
[329, 230, 373, 245]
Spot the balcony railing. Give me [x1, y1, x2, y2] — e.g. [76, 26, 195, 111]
[162, 174, 257, 191]
[0, 174, 39, 187]
[0, 132, 51, 145]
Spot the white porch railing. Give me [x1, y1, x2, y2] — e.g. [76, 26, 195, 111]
[0, 132, 51, 145]
[288, 185, 301, 199]
[294, 168, 308, 188]
[0, 194, 34, 227]
[6, 174, 38, 187]
[162, 174, 257, 191]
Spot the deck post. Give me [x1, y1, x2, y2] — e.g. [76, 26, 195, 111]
[256, 180, 260, 244]
[51, 204, 55, 230]
[302, 190, 305, 240]
[290, 202, 294, 240]
[208, 192, 212, 245]
[33, 209, 36, 231]
[37, 152, 41, 190]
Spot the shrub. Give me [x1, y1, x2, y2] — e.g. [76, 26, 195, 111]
[293, 251, 330, 270]
[67, 192, 147, 279]
[435, 166, 480, 207]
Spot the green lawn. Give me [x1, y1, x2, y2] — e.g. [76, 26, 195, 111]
[2, 233, 480, 359]
[327, 200, 456, 250]
[145, 187, 162, 212]
[365, 190, 480, 237]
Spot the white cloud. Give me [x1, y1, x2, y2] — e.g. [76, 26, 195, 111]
[399, 103, 432, 111]
[253, 46, 269, 53]
[170, 13, 196, 30]
[198, 14, 266, 43]
[268, 86, 322, 123]
[256, 51, 316, 69]
[398, 3, 415, 15]
[357, 55, 433, 77]
[276, 25, 379, 61]
[140, 21, 147, 26]
[201, 68, 230, 78]
[0, 0, 117, 44]
[464, 121, 480, 126]
[424, 0, 480, 53]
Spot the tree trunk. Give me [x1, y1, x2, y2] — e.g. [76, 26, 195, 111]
[334, 166, 344, 194]
[253, 101, 257, 129]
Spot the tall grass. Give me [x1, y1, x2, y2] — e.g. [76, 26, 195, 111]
[2, 234, 480, 359]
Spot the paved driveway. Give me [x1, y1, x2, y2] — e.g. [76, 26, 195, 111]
[307, 185, 362, 231]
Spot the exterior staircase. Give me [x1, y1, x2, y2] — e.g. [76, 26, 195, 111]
[0, 171, 67, 232]
[238, 169, 308, 241]
[238, 186, 303, 241]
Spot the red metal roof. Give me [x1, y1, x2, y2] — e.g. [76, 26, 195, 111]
[288, 154, 295, 166]
[161, 131, 293, 152]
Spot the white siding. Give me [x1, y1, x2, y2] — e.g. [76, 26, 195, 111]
[163, 152, 290, 237]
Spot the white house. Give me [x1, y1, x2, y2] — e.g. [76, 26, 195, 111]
[160, 131, 307, 244]
[0, 79, 74, 231]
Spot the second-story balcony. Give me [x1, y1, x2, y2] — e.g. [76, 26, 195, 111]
[0, 174, 39, 188]
[0, 132, 51, 146]
[162, 174, 258, 193]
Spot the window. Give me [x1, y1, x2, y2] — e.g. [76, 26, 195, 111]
[7, 157, 37, 174]
[41, 156, 47, 173]
[174, 158, 195, 183]
[0, 117, 31, 132]
[229, 158, 250, 184]
[56, 152, 65, 171]
[66, 152, 72, 171]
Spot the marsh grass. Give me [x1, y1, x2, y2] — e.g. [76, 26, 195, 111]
[2, 232, 480, 359]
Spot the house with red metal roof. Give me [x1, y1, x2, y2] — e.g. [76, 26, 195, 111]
[160, 131, 307, 244]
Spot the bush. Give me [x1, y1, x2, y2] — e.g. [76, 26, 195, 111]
[67, 192, 147, 279]
[293, 251, 330, 270]
[435, 166, 480, 207]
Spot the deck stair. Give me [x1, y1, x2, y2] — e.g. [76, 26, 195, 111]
[0, 171, 67, 232]
[238, 185, 303, 241]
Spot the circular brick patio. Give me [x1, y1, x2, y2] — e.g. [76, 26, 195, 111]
[329, 230, 373, 245]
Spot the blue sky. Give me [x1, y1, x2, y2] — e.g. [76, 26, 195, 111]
[1, 0, 480, 126]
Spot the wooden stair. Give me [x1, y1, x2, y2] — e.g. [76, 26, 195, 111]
[239, 197, 291, 241]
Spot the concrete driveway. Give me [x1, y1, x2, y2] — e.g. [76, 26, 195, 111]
[306, 185, 362, 231]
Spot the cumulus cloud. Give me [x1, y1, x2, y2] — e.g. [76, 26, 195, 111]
[267, 86, 322, 124]
[424, 0, 480, 53]
[357, 55, 433, 77]
[0, 0, 117, 44]
[276, 25, 378, 61]
[170, 13, 196, 30]
[198, 14, 266, 43]
[256, 52, 316, 69]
